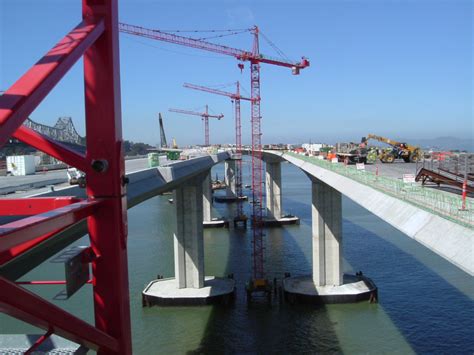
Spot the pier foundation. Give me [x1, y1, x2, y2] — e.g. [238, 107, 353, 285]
[283, 177, 376, 303]
[143, 174, 235, 305]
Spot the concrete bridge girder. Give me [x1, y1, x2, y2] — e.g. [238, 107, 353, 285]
[265, 150, 474, 277]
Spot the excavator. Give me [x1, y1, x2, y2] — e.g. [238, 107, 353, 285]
[362, 134, 423, 163]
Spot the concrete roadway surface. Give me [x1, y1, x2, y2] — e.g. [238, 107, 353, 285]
[0, 157, 464, 198]
[0, 158, 149, 198]
[364, 160, 419, 179]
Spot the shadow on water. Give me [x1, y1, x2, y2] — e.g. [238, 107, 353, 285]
[187, 160, 342, 353]
[286, 184, 474, 354]
[343, 219, 474, 354]
[189, 225, 342, 354]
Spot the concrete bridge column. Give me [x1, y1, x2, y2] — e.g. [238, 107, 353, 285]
[202, 171, 212, 223]
[225, 160, 236, 198]
[265, 161, 282, 220]
[312, 178, 342, 286]
[174, 175, 205, 289]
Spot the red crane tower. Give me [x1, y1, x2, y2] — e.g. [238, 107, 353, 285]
[183, 82, 250, 226]
[169, 105, 223, 146]
[119, 23, 309, 297]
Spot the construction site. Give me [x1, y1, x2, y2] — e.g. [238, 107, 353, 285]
[0, 1, 472, 354]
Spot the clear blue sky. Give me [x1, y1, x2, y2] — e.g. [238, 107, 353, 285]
[1, 0, 472, 146]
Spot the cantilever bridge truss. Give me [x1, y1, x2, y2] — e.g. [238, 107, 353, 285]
[23, 117, 86, 146]
[0, 1, 132, 353]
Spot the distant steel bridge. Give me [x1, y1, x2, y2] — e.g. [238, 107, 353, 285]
[23, 117, 85, 146]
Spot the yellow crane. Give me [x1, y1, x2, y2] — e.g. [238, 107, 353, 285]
[363, 134, 422, 163]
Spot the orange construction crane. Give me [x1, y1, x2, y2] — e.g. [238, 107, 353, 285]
[169, 105, 223, 146]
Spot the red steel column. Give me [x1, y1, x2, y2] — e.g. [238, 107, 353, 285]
[82, 0, 132, 353]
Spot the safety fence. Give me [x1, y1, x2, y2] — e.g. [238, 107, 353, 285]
[286, 152, 474, 229]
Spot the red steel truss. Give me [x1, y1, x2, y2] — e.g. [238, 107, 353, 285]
[169, 105, 223, 146]
[183, 82, 250, 219]
[0, 1, 132, 353]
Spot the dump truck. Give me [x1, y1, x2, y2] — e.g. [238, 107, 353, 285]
[362, 134, 422, 163]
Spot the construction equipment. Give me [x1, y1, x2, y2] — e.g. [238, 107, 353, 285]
[119, 22, 309, 301]
[363, 134, 423, 163]
[66, 167, 86, 187]
[335, 142, 368, 164]
[183, 82, 250, 227]
[168, 105, 223, 146]
[158, 113, 168, 148]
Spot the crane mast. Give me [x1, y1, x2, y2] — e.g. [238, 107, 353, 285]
[120, 22, 309, 295]
[234, 82, 244, 225]
[183, 82, 250, 225]
[158, 113, 168, 148]
[169, 105, 223, 146]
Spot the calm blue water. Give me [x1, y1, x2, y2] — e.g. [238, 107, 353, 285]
[1, 159, 473, 353]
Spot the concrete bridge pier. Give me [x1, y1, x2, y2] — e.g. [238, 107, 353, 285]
[214, 158, 247, 203]
[283, 176, 377, 304]
[142, 174, 235, 305]
[311, 178, 342, 286]
[202, 171, 228, 228]
[262, 158, 299, 226]
[225, 160, 236, 198]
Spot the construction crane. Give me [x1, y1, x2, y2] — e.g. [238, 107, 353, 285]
[158, 113, 168, 148]
[119, 22, 309, 300]
[362, 134, 422, 163]
[183, 82, 250, 226]
[168, 105, 223, 146]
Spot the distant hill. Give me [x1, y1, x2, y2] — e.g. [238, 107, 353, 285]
[398, 137, 473, 152]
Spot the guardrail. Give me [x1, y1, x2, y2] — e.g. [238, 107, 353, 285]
[287, 152, 474, 229]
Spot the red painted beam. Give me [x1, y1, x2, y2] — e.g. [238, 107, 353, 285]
[0, 197, 81, 216]
[0, 19, 104, 147]
[83, 0, 133, 352]
[13, 126, 89, 173]
[0, 276, 118, 352]
[1, 230, 59, 265]
[0, 200, 100, 263]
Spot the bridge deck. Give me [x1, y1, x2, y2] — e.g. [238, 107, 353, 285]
[263, 150, 474, 276]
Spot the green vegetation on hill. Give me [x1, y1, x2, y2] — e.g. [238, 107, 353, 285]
[123, 140, 153, 156]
